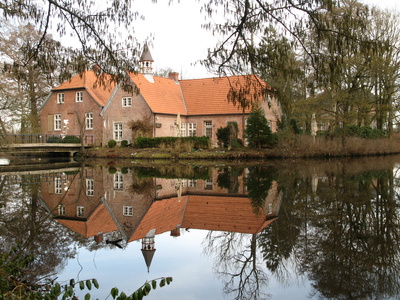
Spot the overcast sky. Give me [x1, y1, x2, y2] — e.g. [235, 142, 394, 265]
[131, 0, 399, 80]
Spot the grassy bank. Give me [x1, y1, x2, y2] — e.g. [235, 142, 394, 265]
[85, 136, 400, 160]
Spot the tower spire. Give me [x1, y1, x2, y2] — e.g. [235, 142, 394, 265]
[141, 229, 156, 272]
[139, 43, 154, 75]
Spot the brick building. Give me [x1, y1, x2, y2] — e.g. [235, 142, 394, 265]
[39, 45, 281, 146]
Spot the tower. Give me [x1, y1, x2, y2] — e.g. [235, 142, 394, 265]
[139, 43, 154, 75]
[141, 229, 156, 272]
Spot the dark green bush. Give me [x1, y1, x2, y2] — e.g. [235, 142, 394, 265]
[108, 139, 117, 148]
[47, 136, 63, 143]
[120, 140, 129, 147]
[333, 125, 386, 139]
[63, 135, 81, 143]
[216, 126, 230, 148]
[108, 166, 117, 174]
[136, 136, 209, 149]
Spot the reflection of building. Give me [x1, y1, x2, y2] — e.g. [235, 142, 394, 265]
[40, 166, 282, 271]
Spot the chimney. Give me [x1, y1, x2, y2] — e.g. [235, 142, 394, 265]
[94, 233, 103, 243]
[170, 226, 181, 237]
[168, 72, 179, 82]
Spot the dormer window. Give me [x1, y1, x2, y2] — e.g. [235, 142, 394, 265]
[122, 97, 132, 107]
[76, 91, 83, 102]
[57, 93, 64, 104]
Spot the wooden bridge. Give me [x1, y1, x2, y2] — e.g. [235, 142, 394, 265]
[1, 134, 95, 157]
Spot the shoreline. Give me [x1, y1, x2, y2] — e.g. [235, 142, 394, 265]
[84, 139, 400, 160]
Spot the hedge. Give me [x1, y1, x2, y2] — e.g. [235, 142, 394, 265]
[135, 136, 209, 149]
[47, 135, 80, 143]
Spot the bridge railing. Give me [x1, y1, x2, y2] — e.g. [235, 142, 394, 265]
[4, 134, 95, 146]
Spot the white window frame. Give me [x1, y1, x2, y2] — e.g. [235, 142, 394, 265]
[123, 206, 133, 216]
[181, 123, 186, 137]
[77, 206, 84, 217]
[58, 204, 66, 216]
[86, 179, 94, 196]
[54, 177, 62, 194]
[188, 179, 197, 187]
[205, 178, 213, 190]
[76, 91, 83, 102]
[122, 97, 132, 107]
[114, 172, 123, 190]
[204, 121, 213, 138]
[188, 123, 197, 137]
[57, 93, 64, 104]
[114, 123, 123, 141]
[54, 114, 61, 131]
[85, 112, 93, 130]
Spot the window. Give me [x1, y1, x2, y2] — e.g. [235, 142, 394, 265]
[57, 93, 64, 104]
[114, 123, 123, 141]
[188, 123, 197, 137]
[54, 177, 62, 194]
[114, 172, 123, 189]
[86, 179, 94, 196]
[77, 206, 85, 217]
[123, 206, 133, 216]
[85, 112, 93, 130]
[76, 91, 83, 102]
[54, 114, 61, 131]
[188, 179, 197, 187]
[58, 204, 66, 216]
[204, 178, 213, 190]
[204, 121, 213, 138]
[122, 97, 132, 107]
[181, 123, 186, 137]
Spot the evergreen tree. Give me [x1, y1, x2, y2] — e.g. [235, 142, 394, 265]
[245, 105, 272, 149]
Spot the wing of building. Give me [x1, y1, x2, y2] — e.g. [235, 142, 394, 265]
[39, 46, 281, 146]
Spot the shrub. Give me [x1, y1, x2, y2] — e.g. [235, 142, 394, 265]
[334, 125, 386, 139]
[62, 135, 81, 143]
[245, 105, 273, 148]
[108, 139, 117, 148]
[216, 126, 230, 148]
[47, 136, 63, 143]
[120, 140, 129, 147]
[135, 136, 209, 150]
[108, 166, 117, 174]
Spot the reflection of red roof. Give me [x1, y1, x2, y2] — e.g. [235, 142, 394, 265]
[57, 204, 117, 238]
[128, 194, 276, 243]
[128, 195, 187, 242]
[182, 195, 274, 233]
[52, 70, 116, 106]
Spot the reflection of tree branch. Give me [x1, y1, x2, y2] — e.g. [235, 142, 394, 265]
[204, 232, 268, 300]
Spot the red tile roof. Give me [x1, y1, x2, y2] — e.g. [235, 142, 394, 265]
[182, 195, 275, 233]
[128, 195, 187, 242]
[57, 204, 117, 238]
[127, 73, 271, 116]
[128, 72, 187, 115]
[127, 194, 276, 243]
[53, 70, 116, 106]
[180, 75, 271, 115]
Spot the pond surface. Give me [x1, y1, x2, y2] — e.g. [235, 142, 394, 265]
[2, 156, 400, 299]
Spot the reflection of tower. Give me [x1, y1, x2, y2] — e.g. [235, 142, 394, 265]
[141, 229, 156, 273]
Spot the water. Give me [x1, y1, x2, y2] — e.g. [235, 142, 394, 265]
[1, 156, 400, 299]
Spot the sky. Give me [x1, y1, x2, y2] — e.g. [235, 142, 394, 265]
[132, 1, 215, 79]
[131, 0, 400, 80]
